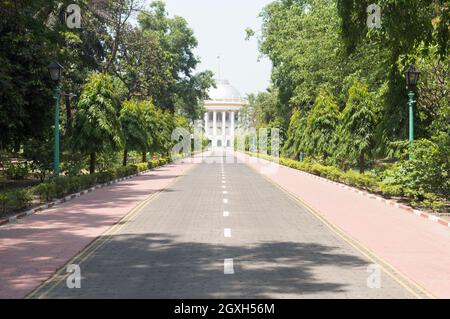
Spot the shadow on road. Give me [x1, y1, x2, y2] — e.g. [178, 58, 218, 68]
[42, 233, 369, 299]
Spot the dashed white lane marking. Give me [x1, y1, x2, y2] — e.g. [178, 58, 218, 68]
[224, 228, 232, 238]
[223, 211, 230, 217]
[222, 181, 226, 184]
[224, 259, 234, 274]
[222, 185, 226, 189]
[223, 199, 229, 204]
[223, 191, 228, 195]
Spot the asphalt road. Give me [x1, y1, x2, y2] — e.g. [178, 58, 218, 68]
[35, 152, 413, 299]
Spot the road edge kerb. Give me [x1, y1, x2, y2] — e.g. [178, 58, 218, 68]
[241, 152, 450, 231]
[0, 164, 176, 228]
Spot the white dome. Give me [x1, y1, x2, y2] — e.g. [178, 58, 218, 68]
[207, 79, 243, 101]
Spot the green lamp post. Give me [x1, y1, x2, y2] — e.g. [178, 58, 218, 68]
[48, 61, 63, 177]
[405, 64, 420, 159]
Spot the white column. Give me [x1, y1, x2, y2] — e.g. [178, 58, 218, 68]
[231, 111, 235, 147]
[213, 111, 217, 147]
[222, 111, 226, 147]
[204, 112, 209, 136]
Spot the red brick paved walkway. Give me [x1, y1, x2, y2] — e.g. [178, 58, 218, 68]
[0, 160, 194, 299]
[238, 153, 450, 299]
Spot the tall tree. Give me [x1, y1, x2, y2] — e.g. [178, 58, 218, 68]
[338, 81, 379, 173]
[138, 1, 213, 119]
[0, 0, 63, 150]
[304, 90, 340, 160]
[119, 100, 153, 165]
[72, 72, 124, 174]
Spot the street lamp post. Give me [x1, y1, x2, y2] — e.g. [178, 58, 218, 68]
[405, 64, 420, 159]
[48, 61, 63, 177]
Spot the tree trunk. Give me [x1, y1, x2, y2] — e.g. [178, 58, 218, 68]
[90, 152, 96, 175]
[123, 149, 128, 166]
[142, 151, 147, 163]
[359, 152, 365, 174]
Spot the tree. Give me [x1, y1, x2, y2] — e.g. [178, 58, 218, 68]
[304, 90, 340, 160]
[174, 71, 215, 122]
[338, 81, 379, 173]
[0, 0, 63, 150]
[258, 0, 344, 119]
[138, 1, 213, 118]
[119, 100, 153, 165]
[72, 72, 124, 174]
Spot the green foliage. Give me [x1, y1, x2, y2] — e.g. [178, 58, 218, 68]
[382, 139, 450, 200]
[259, 0, 344, 111]
[72, 72, 124, 172]
[120, 100, 155, 165]
[33, 182, 57, 203]
[0, 189, 32, 216]
[305, 90, 340, 160]
[5, 162, 29, 180]
[337, 81, 379, 173]
[137, 1, 214, 118]
[0, 0, 58, 149]
[337, 0, 448, 57]
[96, 171, 117, 184]
[24, 137, 54, 181]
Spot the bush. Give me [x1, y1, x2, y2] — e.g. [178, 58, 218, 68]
[380, 183, 403, 198]
[0, 189, 32, 215]
[96, 170, 116, 184]
[79, 174, 97, 190]
[135, 163, 148, 173]
[342, 171, 377, 190]
[321, 166, 344, 181]
[54, 177, 72, 198]
[5, 163, 29, 180]
[32, 182, 57, 203]
[116, 165, 138, 179]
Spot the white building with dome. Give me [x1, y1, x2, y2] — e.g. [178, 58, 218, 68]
[204, 79, 248, 148]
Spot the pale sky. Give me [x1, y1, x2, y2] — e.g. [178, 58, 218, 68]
[152, 0, 273, 96]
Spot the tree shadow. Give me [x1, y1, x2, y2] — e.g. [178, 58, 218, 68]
[42, 233, 370, 299]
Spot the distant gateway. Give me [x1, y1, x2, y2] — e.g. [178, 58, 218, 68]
[204, 79, 248, 148]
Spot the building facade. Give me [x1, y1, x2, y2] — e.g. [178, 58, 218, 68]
[204, 80, 247, 148]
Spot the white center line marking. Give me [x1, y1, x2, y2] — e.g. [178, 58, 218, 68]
[224, 228, 232, 238]
[223, 211, 230, 217]
[223, 199, 228, 204]
[224, 259, 234, 274]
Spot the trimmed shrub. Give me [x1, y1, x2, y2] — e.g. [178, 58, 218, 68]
[33, 182, 57, 203]
[380, 183, 403, 198]
[136, 163, 148, 173]
[0, 189, 32, 215]
[342, 171, 376, 190]
[96, 170, 116, 184]
[79, 174, 97, 190]
[54, 177, 71, 198]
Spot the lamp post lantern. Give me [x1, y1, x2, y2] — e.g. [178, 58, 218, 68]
[48, 61, 63, 177]
[405, 64, 420, 159]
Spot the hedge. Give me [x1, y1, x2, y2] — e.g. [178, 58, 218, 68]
[0, 157, 171, 218]
[250, 152, 447, 212]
